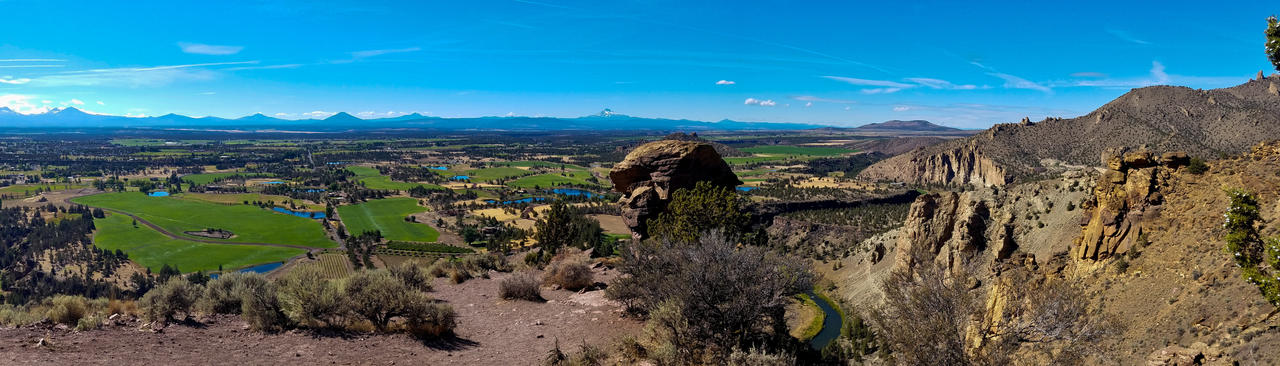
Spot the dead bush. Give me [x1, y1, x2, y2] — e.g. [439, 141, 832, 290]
[499, 271, 544, 301]
[544, 259, 593, 291]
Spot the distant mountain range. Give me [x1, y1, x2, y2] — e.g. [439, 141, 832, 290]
[0, 107, 835, 132]
[0, 107, 974, 133]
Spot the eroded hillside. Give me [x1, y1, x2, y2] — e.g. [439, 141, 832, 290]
[860, 76, 1280, 187]
[833, 141, 1280, 364]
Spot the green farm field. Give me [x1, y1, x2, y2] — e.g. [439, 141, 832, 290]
[739, 145, 854, 156]
[348, 166, 445, 190]
[177, 192, 325, 210]
[506, 171, 599, 188]
[92, 214, 305, 272]
[451, 167, 529, 181]
[181, 172, 272, 185]
[73, 192, 336, 248]
[0, 182, 91, 198]
[338, 198, 440, 242]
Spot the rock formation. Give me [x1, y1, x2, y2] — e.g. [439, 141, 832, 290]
[1073, 147, 1187, 260]
[859, 79, 1280, 186]
[860, 141, 1009, 187]
[609, 140, 741, 239]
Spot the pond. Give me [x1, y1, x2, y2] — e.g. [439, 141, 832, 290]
[550, 188, 599, 198]
[302, 189, 326, 193]
[147, 191, 170, 197]
[272, 207, 326, 219]
[451, 175, 470, 180]
[428, 166, 448, 170]
[263, 181, 285, 185]
[736, 186, 758, 192]
[210, 261, 285, 279]
[485, 197, 546, 205]
[808, 291, 844, 350]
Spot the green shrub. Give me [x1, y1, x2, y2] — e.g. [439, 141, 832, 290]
[343, 269, 420, 330]
[1187, 157, 1208, 174]
[199, 273, 249, 314]
[1222, 189, 1280, 305]
[404, 298, 457, 339]
[140, 277, 201, 323]
[389, 261, 433, 292]
[277, 264, 343, 327]
[235, 274, 288, 332]
[499, 271, 543, 301]
[46, 295, 88, 327]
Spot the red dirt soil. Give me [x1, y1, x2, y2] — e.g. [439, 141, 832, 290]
[0, 270, 641, 365]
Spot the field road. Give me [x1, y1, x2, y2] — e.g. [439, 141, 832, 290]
[68, 195, 320, 251]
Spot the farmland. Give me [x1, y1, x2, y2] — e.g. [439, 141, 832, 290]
[506, 171, 599, 188]
[337, 197, 440, 242]
[92, 214, 305, 272]
[73, 192, 336, 248]
[347, 166, 445, 190]
[181, 172, 273, 185]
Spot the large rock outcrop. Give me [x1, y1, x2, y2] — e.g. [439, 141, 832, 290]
[609, 140, 741, 239]
[1073, 147, 1187, 260]
[860, 141, 1009, 187]
[859, 78, 1280, 187]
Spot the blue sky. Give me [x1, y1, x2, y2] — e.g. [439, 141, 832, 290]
[0, 0, 1274, 128]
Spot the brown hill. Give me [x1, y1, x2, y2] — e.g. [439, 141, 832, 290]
[860, 76, 1280, 186]
[829, 142, 1280, 364]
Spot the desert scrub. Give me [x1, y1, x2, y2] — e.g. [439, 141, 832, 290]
[46, 295, 88, 327]
[1222, 189, 1280, 305]
[140, 277, 201, 323]
[544, 257, 594, 291]
[499, 271, 544, 301]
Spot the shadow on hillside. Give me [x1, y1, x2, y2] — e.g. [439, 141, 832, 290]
[418, 335, 480, 351]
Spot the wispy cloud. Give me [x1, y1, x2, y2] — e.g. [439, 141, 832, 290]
[178, 42, 244, 55]
[969, 61, 1052, 94]
[0, 59, 66, 62]
[822, 75, 980, 94]
[0, 94, 53, 114]
[1070, 72, 1108, 78]
[0, 76, 30, 84]
[821, 76, 913, 88]
[715, 80, 735, 85]
[743, 98, 776, 107]
[1049, 61, 1236, 89]
[302, 111, 336, 119]
[351, 47, 422, 59]
[225, 63, 303, 71]
[96, 100, 105, 105]
[23, 61, 257, 87]
[68, 99, 84, 105]
[1105, 29, 1151, 45]
[904, 77, 978, 90]
[792, 95, 857, 104]
[0, 65, 63, 68]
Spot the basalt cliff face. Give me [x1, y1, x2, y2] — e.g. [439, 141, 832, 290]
[859, 77, 1280, 187]
[833, 141, 1280, 364]
[608, 140, 741, 239]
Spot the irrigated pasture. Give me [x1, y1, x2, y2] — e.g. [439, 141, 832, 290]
[337, 197, 440, 242]
[73, 192, 336, 248]
[92, 214, 305, 272]
[347, 166, 445, 190]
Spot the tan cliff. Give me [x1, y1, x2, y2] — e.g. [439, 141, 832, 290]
[858, 78, 1280, 187]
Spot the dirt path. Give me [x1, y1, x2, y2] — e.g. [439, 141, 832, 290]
[0, 273, 641, 365]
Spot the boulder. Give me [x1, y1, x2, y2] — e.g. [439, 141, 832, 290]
[609, 140, 741, 238]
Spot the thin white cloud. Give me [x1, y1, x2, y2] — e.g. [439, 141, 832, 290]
[904, 77, 977, 90]
[302, 111, 336, 119]
[1070, 72, 1108, 78]
[1105, 29, 1151, 45]
[792, 95, 857, 104]
[22, 61, 256, 87]
[96, 101, 105, 105]
[0, 65, 63, 68]
[743, 98, 776, 107]
[68, 99, 84, 105]
[0, 59, 65, 62]
[0, 94, 51, 114]
[225, 63, 303, 71]
[861, 87, 903, 94]
[821, 76, 914, 88]
[988, 72, 1049, 93]
[1050, 61, 1224, 89]
[199, 91, 217, 95]
[1150, 61, 1169, 84]
[351, 47, 422, 59]
[804, 102, 812, 107]
[0, 77, 30, 84]
[893, 106, 911, 112]
[178, 42, 244, 55]
[715, 80, 735, 85]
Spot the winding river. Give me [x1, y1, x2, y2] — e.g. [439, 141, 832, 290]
[807, 291, 844, 350]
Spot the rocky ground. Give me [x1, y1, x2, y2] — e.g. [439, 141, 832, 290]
[0, 269, 640, 365]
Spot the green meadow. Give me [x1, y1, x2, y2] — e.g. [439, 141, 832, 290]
[92, 214, 305, 272]
[73, 192, 335, 248]
[347, 166, 445, 191]
[506, 171, 599, 188]
[739, 145, 854, 156]
[338, 198, 440, 242]
[181, 172, 273, 185]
